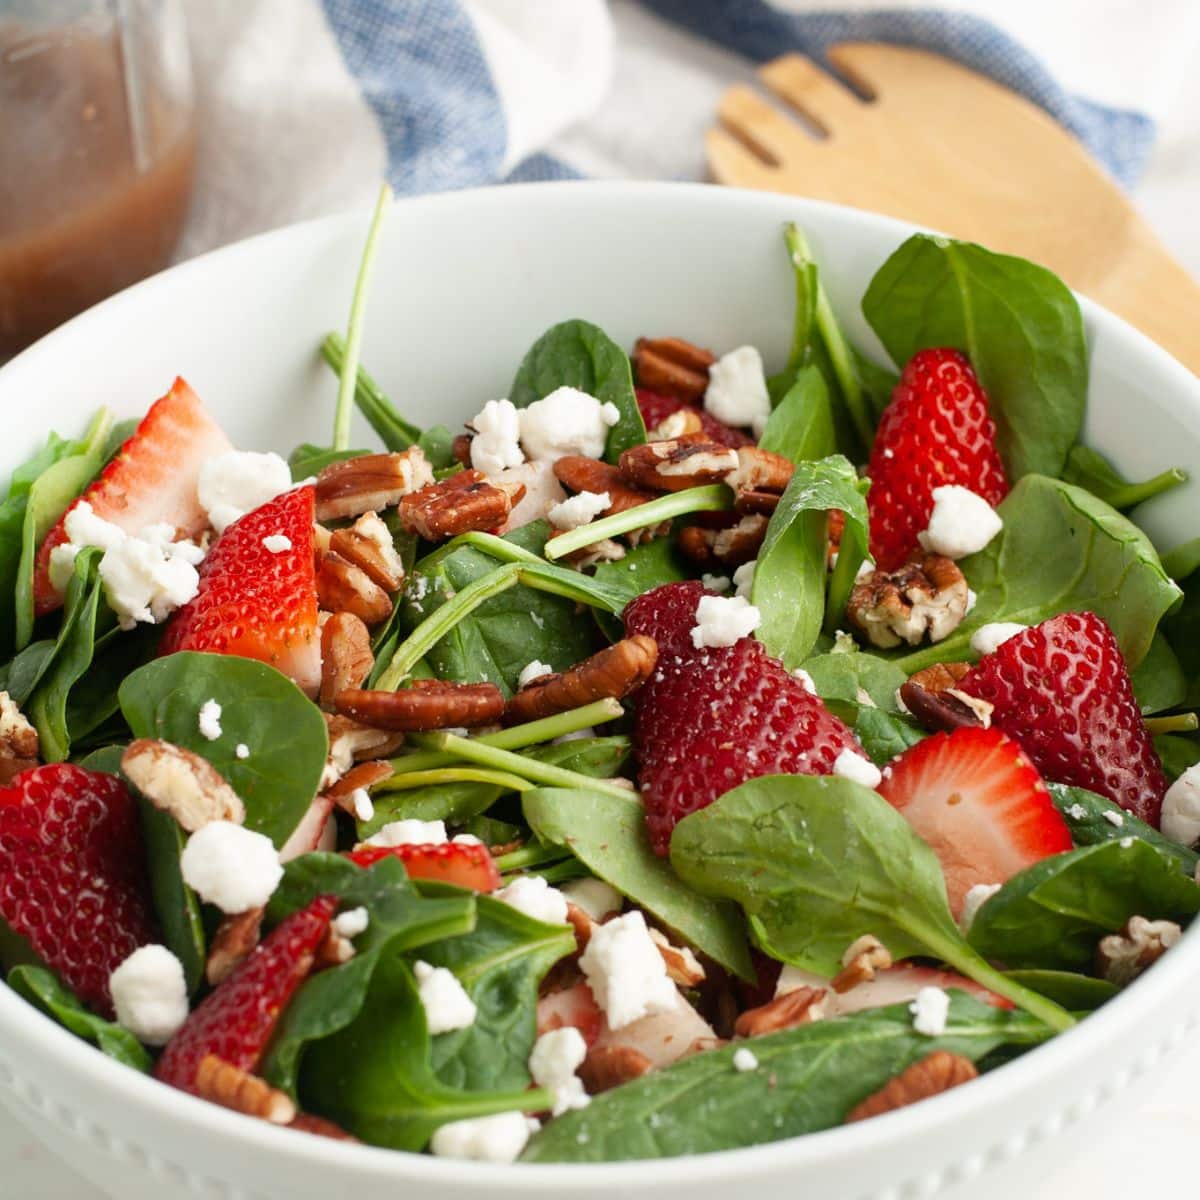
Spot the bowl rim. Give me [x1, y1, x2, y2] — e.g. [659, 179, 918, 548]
[1, 178, 1198, 1191]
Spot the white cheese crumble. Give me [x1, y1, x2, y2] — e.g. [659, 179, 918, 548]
[333, 906, 370, 940]
[560, 877, 622, 921]
[690, 594, 761, 649]
[1161, 764, 1200, 847]
[910, 986, 951, 1036]
[732, 1046, 759, 1072]
[732, 559, 756, 599]
[832, 748, 883, 789]
[197, 699, 223, 741]
[1102, 809, 1125, 828]
[413, 960, 477, 1034]
[1066, 803, 1087, 820]
[179, 820, 283, 913]
[791, 668, 817, 695]
[518, 387, 620, 463]
[548, 490, 611, 531]
[262, 533, 292, 554]
[700, 573, 731, 592]
[958, 882, 1002, 932]
[430, 1112, 539, 1163]
[350, 787, 374, 823]
[578, 910, 677, 1030]
[917, 486, 1003, 559]
[366, 818, 448, 848]
[469, 398, 525, 477]
[704, 345, 771, 436]
[109, 945, 189, 1046]
[528, 1027, 590, 1116]
[197, 450, 294, 534]
[517, 660, 554, 689]
[495, 875, 569, 925]
[1119, 836, 1134, 848]
[969, 622, 1028, 657]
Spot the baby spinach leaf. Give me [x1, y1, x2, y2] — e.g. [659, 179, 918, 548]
[523, 786, 753, 980]
[64, 624, 158, 744]
[854, 707, 927, 766]
[1130, 632, 1186, 715]
[1164, 537, 1200, 582]
[416, 425, 457, 471]
[896, 475, 1182, 673]
[288, 444, 366, 480]
[0, 640, 57, 707]
[751, 455, 868, 668]
[119, 653, 328, 849]
[803, 646, 907, 722]
[862, 234, 1086, 480]
[1156, 734, 1200, 783]
[968, 840, 1200, 970]
[509, 319, 645, 463]
[1002, 969, 1118, 1012]
[1164, 568, 1200, 708]
[757, 368, 835, 464]
[592, 536, 693, 610]
[76, 745, 126, 774]
[1061, 446, 1187, 512]
[523, 993, 1048, 1162]
[8, 964, 152, 1072]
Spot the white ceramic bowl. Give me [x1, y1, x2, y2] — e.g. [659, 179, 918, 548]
[0, 183, 1197, 1200]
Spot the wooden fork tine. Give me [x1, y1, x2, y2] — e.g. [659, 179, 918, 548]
[704, 127, 777, 188]
[717, 84, 821, 167]
[824, 42, 901, 98]
[759, 53, 866, 133]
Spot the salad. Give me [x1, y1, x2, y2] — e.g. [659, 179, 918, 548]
[0, 191, 1198, 1167]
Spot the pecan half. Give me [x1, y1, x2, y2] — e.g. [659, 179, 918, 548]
[335, 680, 505, 732]
[316, 551, 393, 627]
[330, 512, 406, 593]
[320, 612, 374, 708]
[846, 1051, 978, 1123]
[619, 438, 740, 493]
[579, 1044, 653, 1094]
[195, 1056, 296, 1125]
[678, 515, 768, 568]
[831, 934, 892, 993]
[647, 408, 704, 441]
[1096, 915, 1181, 986]
[900, 672, 994, 734]
[632, 336, 716, 403]
[206, 907, 264, 986]
[324, 759, 393, 813]
[0, 691, 39, 783]
[648, 927, 706, 986]
[506, 636, 658, 724]
[734, 986, 827, 1037]
[565, 903, 595, 953]
[322, 714, 404, 788]
[847, 554, 969, 649]
[121, 739, 244, 831]
[727, 446, 794, 502]
[399, 470, 519, 540]
[553, 457, 671, 548]
[451, 433, 473, 467]
[906, 661, 972, 694]
[314, 449, 434, 522]
[316, 923, 356, 967]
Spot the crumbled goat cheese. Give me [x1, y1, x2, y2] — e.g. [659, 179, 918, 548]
[958, 883, 1002, 932]
[732, 1047, 759, 1072]
[691, 594, 761, 649]
[833, 748, 883, 789]
[452, 833, 483, 846]
[333, 906, 370, 940]
[548, 490, 611, 531]
[1066, 803, 1087, 820]
[518, 387, 620, 463]
[560, 877, 622, 921]
[366, 818, 448, 847]
[180, 821, 283, 913]
[1119, 837, 1134, 848]
[701, 573, 731, 592]
[518, 660, 554, 689]
[1102, 809, 1125, 828]
[704, 345, 771, 436]
[1161, 764, 1200, 847]
[969, 622, 1028, 657]
[262, 533, 292, 553]
[430, 1112, 539, 1163]
[529, 1027, 591, 1116]
[197, 450, 294, 533]
[791, 668, 817, 695]
[966, 588, 978, 614]
[350, 787, 374, 822]
[917, 486, 1003, 559]
[732, 559, 756, 599]
[469, 398, 525, 476]
[413, 960, 477, 1034]
[578, 910, 677, 1029]
[109, 945, 189, 1046]
[495, 875, 569, 925]
[235, 743, 250, 760]
[831, 630, 856, 653]
[910, 986, 951, 1036]
[197, 699, 222, 741]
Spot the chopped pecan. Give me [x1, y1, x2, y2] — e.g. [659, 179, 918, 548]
[565, 903, 595, 953]
[506, 636, 658, 724]
[678, 515, 768, 568]
[847, 554, 969, 649]
[1096, 915, 1181, 985]
[553, 457, 671, 548]
[647, 408, 704, 441]
[121, 739, 245, 831]
[335, 680, 505, 732]
[579, 1044, 653, 1094]
[727, 446, 793, 501]
[195, 1055, 296, 1125]
[648, 927, 706, 986]
[899, 663, 991, 734]
[552, 534, 627, 568]
[846, 1051, 978, 1123]
[734, 986, 827, 1037]
[451, 433, 473, 467]
[330, 512, 406, 593]
[906, 661, 972, 693]
[0, 691, 39, 782]
[324, 759, 393, 814]
[831, 934, 892, 993]
[399, 470, 519, 540]
[632, 336, 716, 403]
[206, 907, 264, 986]
[319, 612, 374, 709]
[316, 923, 356, 967]
[289, 1113, 360, 1142]
[322, 714, 404, 788]
[316, 551, 393, 627]
[619, 438, 740, 493]
[314, 449, 434, 522]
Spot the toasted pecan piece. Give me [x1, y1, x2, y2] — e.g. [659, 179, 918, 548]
[316, 552, 393, 627]
[451, 433, 473, 467]
[648, 927, 705, 986]
[647, 408, 704, 441]
[678, 514, 768, 568]
[554, 456, 670, 547]
[846, 1051, 978, 1123]
[727, 446, 794, 497]
[505, 636, 658, 724]
[831, 934, 892, 993]
[734, 986, 827, 1037]
[122, 739, 245, 831]
[632, 336, 716, 404]
[315, 449, 434, 522]
[399, 470, 521, 540]
[0, 691, 39, 783]
[320, 612, 374, 709]
[323, 714, 404, 787]
[1096, 915, 1181, 986]
[335, 679, 505, 732]
[619, 438, 739, 493]
[324, 760, 393, 813]
[206, 907, 264, 986]
[579, 1044, 654, 1094]
[847, 554, 969, 650]
[330, 512, 406, 593]
[195, 1056, 296, 1125]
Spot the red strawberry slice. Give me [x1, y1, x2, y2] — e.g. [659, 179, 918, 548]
[349, 842, 501, 892]
[636, 389, 753, 449]
[865, 348, 1009, 570]
[158, 486, 320, 695]
[34, 378, 233, 615]
[156, 894, 336, 1093]
[0, 765, 155, 1017]
[956, 611, 1168, 825]
[536, 981, 604, 1046]
[625, 581, 862, 854]
[876, 726, 1071, 917]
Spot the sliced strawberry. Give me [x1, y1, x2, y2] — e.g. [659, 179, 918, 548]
[536, 980, 604, 1046]
[155, 894, 336, 1093]
[957, 611, 1168, 825]
[636, 389, 753, 449]
[876, 726, 1071, 917]
[0, 765, 155, 1017]
[865, 348, 1008, 570]
[34, 378, 233, 614]
[158, 486, 320, 694]
[349, 842, 501, 892]
[625, 581, 862, 854]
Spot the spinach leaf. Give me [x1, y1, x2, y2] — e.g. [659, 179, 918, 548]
[64, 625, 158, 744]
[8, 964, 152, 1071]
[288, 444, 365, 479]
[1061, 445, 1187, 512]
[1164, 537, 1200, 582]
[523, 994, 1047, 1162]
[803, 646, 907, 722]
[751, 455, 868, 668]
[862, 235, 1087, 479]
[968, 840, 1200, 970]
[1164, 568, 1200, 709]
[416, 425, 457, 471]
[895, 475, 1182, 673]
[1002, 969, 1117, 1012]
[757, 368, 835, 464]
[119, 653, 328, 849]
[591, 536, 693, 610]
[524, 787, 753, 980]
[509, 319, 645, 463]
[854, 707, 927, 766]
[138, 800, 206, 994]
[1156, 734, 1200, 783]
[0, 640, 57, 706]
[1130, 632, 1186, 715]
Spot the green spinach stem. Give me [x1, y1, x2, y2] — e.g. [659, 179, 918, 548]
[1144, 712, 1198, 735]
[1105, 467, 1188, 512]
[494, 844, 571, 873]
[371, 766, 532, 795]
[453, 531, 544, 565]
[824, 526, 869, 635]
[321, 332, 420, 450]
